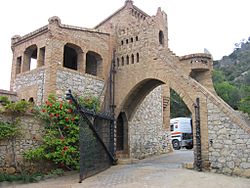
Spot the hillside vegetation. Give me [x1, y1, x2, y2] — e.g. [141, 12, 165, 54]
[213, 37, 250, 115]
[170, 37, 250, 118]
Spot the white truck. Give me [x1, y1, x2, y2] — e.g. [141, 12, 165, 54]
[170, 117, 193, 150]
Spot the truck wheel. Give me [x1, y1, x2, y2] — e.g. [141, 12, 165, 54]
[172, 140, 180, 150]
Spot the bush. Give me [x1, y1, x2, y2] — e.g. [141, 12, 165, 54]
[24, 94, 100, 170]
[0, 121, 19, 140]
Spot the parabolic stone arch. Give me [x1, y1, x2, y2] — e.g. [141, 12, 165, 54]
[114, 59, 210, 169]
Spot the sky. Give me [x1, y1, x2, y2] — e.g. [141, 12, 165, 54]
[0, 0, 250, 90]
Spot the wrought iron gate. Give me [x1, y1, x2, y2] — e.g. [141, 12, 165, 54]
[194, 97, 202, 171]
[66, 90, 117, 183]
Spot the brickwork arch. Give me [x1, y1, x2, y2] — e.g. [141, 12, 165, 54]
[115, 58, 211, 168]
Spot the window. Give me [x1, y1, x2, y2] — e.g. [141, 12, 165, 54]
[126, 55, 129, 65]
[131, 38, 133, 43]
[121, 56, 124, 66]
[170, 124, 174, 131]
[23, 44, 38, 72]
[126, 39, 129, 44]
[30, 49, 37, 70]
[16, 56, 22, 74]
[135, 36, 138, 41]
[136, 53, 139, 63]
[131, 54, 134, 64]
[86, 51, 102, 76]
[121, 40, 124, 45]
[63, 45, 78, 70]
[159, 30, 164, 45]
[117, 58, 120, 67]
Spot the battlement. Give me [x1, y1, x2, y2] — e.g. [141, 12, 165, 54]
[11, 16, 109, 47]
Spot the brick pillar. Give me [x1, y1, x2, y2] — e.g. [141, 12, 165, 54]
[37, 47, 45, 67]
[21, 52, 30, 72]
[43, 38, 63, 101]
[78, 51, 85, 74]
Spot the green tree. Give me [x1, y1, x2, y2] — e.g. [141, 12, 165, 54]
[212, 70, 226, 83]
[170, 89, 191, 118]
[214, 82, 241, 109]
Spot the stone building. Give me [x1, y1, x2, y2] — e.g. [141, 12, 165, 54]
[6, 0, 250, 176]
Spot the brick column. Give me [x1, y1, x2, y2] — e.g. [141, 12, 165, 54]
[21, 52, 30, 72]
[78, 51, 85, 74]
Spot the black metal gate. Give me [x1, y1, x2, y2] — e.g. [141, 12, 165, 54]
[194, 98, 202, 171]
[66, 90, 117, 183]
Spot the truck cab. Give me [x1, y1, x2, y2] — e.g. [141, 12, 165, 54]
[170, 117, 193, 150]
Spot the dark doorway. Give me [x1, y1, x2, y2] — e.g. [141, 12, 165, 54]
[116, 113, 124, 151]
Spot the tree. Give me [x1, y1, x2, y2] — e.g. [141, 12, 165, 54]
[214, 82, 241, 109]
[170, 89, 191, 118]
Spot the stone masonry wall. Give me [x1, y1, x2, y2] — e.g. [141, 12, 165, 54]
[56, 69, 105, 99]
[0, 113, 44, 174]
[208, 99, 250, 177]
[12, 68, 46, 104]
[129, 86, 171, 159]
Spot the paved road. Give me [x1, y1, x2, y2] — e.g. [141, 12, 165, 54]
[2, 150, 250, 188]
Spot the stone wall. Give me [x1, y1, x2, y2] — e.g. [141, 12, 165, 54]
[129, 86, 171, 159]
[56, 69, 105, 102]
[0, 90, 17, 102]
[12, 68, 46, 104]
[0, 113, 44, 174]
[208, 99, 250, 177]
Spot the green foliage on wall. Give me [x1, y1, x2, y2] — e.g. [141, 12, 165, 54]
[24, 94, 100, 170]
[0, 96, 31, 140]
[0, 121, 19, 140]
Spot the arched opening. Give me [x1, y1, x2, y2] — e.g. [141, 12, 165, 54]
[23, 44, 38, 72]
[126, 55, 129, 65]
[159, 30, 164, 45]
[63, 43, 82, 70]
[121, 79, 164, 120]
[117, 77, 196, 164]
[170, 88, 191, 119]
[121, 56, 124, 66]
[116, 112, 128, 154]
[169, 88, 193, 164]
[117, 58, 120, 67]
[131, 54, 134, 64]
[28, 97, 34, 103]
[136, 53, 139, 63]
[86, 51, 102, 76]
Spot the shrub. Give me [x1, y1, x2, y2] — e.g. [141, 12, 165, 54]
[24, 94, 100, 170]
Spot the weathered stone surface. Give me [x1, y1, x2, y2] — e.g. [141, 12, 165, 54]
[129, 86, 171, 159]
[0, 114, 43, 173]
[208, 99, 250, 177]
[6, 167, 16, 174]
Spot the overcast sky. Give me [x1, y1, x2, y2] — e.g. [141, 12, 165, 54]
[0, 0, 250, 90]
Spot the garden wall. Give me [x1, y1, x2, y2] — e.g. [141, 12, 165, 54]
[0, 113, 47, 174]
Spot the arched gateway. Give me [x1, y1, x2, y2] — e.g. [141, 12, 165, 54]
[8, 0, 250, 177]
